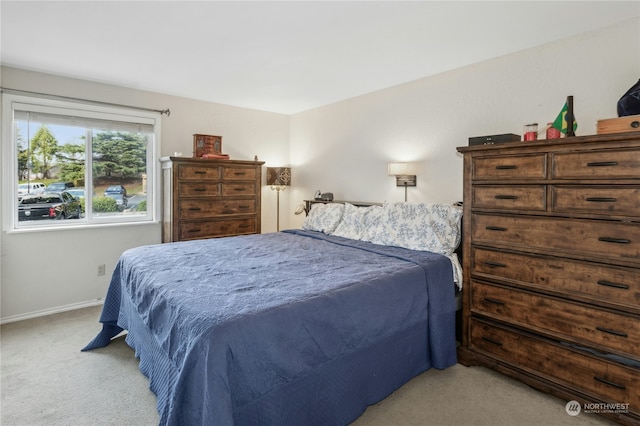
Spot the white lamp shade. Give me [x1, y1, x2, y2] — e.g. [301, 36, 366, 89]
[388, 162, 416, 175]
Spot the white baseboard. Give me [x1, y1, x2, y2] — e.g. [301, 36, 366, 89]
[0, 299, 104, 324]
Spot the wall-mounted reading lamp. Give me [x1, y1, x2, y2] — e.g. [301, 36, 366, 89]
[388, 162, 417, 202]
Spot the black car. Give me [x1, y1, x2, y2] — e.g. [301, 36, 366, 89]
[104, 185, 127, 197]
[18, 191, 82, 221]
[45, 181, 75, 192]
[104, 185, 128, 207]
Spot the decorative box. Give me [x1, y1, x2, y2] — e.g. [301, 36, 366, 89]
[597, 114, 640, 134]
[193, 134, 222, 158]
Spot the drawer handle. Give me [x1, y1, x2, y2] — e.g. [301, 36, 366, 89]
[234, 172, 247, 176]
[188, 207, 202, 211]
[238, 205, 251, 210]
[587, 161, 618, 167]
[483, 297, 505, 305]
[484, 261, 507, 268]
[597, 279, 630, 290]
[585, 197, 617, 203]
[481, 336, 503, 347]
[596, 326, 628, 338]
[187, 229, 202, 233]
[594, 376, 626, 390]
[494, 195, 518, 200]
[194, 171, 207, 175]
[495, 165, 517, 170]
[598, 237, 631, 244]
[486, 226, 507, 231]
[194, 188, 207, 192]
[234, 187, 247, 192]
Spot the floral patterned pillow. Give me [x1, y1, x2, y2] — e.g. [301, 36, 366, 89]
[302, 203, 345, 234]
[370, 202, 462, 254]
[369, 202, 463, 287]
[333, 203, 383, 240]
[361, 205, 384, 242]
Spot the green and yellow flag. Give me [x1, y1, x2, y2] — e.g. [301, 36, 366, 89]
[552, 101, 577, 134]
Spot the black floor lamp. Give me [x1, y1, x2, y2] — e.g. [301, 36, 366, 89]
[266, 167, 291, 231]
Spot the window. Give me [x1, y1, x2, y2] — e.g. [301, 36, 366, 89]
[2, 94, 161, 230]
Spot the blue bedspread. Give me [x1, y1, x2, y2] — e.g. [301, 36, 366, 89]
[83, 230, 457, 425]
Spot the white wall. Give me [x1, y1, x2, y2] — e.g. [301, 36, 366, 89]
[1, 17, 638, 321]
[0, 67, 289, 321]
[287, 18, 640, 229]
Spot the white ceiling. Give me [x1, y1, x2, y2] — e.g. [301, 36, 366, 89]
[2, 1, 639, 114]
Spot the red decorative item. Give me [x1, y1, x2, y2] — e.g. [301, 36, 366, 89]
[523, 123, 538, 141]
[546, 123, 561, 139]
[193, 134, 223, 158]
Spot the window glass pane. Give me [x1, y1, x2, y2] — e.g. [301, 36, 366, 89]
[9, 97, 158, 230]
[91, 130, 149, 218]
[16, 115, 87, 223]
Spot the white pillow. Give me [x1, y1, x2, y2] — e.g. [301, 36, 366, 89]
[301, 203, 345, 234]
[333, 203, 382, 240]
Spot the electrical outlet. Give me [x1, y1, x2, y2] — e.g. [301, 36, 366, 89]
[97, 264, 106, 276]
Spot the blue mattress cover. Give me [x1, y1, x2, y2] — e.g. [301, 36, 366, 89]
[83, 230, 457, 425]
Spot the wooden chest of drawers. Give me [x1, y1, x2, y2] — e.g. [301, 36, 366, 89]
[161, 157, 264, 242]
[457, 132, 640, 425]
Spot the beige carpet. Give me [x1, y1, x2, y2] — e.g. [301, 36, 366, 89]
[1, 305, 617, 426]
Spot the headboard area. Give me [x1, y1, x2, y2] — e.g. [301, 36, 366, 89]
[301, 199, 464, 289]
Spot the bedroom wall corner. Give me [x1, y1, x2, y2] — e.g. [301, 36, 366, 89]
[286, 17, 640, 229]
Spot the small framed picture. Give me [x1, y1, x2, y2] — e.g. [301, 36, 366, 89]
[193, 134, 222, 158]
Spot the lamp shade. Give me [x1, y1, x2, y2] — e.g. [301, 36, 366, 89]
[266, 167, 291, 186]
[387, 162, 416, 176]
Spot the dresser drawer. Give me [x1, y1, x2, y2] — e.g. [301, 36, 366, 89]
[473, 154, 546, 180]
[221, 182, 257, 197]
[178, 182, 221, 197]
[472, 185, 546, 211]
[471, 247, 640, 312]
[223, 166, 257, 181]
[179, 218, 257, 240]
[470, 319, 640, 413]
[471, 281, 640, 359]
[179, 199, 256, 218]
[552, 149, 640, 179]
[178, 164, 221, 180]
[551, 185, 640, 217]
[472, 213, 640, 262]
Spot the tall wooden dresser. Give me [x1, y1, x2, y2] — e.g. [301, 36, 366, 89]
[161, 157, 264, 243]
[457, 132, 640, 425]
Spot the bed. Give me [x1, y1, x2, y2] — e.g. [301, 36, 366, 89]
[83, 201, 462, 425]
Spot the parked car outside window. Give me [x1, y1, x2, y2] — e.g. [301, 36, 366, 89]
[104, 185, 128, 208]
[66, 188, 86, 200]
[18, 191, 82, 221]
[17, 182, 46, 200]
[104, 185, 127, 197]
[45, 182, 75, 192]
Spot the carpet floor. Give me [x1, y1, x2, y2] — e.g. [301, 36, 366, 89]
[1, 305, 617, 425]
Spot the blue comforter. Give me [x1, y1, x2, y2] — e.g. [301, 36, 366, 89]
[83, 230, 457, 425]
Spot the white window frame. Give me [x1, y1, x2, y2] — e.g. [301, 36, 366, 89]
[2, 93, 161, 232]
